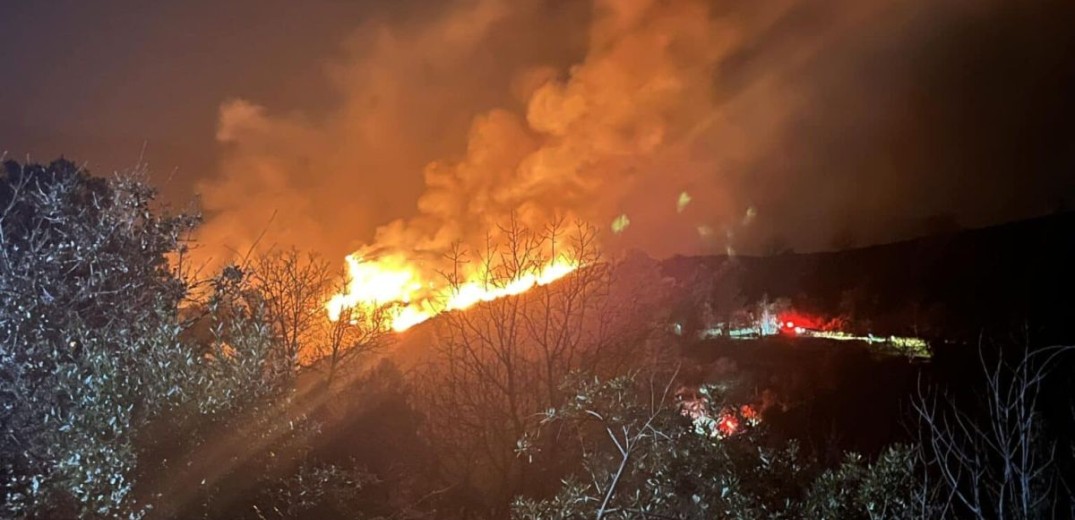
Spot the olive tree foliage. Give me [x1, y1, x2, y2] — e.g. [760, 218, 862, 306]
[513, 371, 809, 520]
[0, 160, 365, 519]
[802, 447, 922, 520]
[250, 461, 376, 520]
[513, 372, 922, 520]
[415, 216, 668, 514]
[0, 159, 200, 518]
[136, 269, 315, 520]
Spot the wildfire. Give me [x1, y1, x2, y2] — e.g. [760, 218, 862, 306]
[326, 253, 581, 332]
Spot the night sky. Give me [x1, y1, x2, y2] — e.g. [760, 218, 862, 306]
[0, 0, 416, 200]
[2, 0, 1074, 261]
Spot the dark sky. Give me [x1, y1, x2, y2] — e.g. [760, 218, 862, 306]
[0, 0, 417, 202]
[2, 0, 1074, 261]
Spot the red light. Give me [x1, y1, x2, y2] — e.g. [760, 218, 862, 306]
[740, 404, 759, 421]
[718, 413, 740, 436]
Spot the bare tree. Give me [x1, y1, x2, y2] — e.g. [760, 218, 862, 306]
[416, 215, 668, 516]
[250, 248, 332, 369]
[912, 342, 1074, 519]
[314, 279, 395, 383]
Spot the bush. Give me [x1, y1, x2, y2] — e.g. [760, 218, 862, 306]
[513, 372, 923, 520]
[803, 446, 919, 519]
[0, 160, 367, 519]
[0, 159, 199, 517]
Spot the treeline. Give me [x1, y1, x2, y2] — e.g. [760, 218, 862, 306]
[1, 160, 1073, 519]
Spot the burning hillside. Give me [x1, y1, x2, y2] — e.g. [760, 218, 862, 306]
[320, 181, 611, 328]
[326, 249, 579, 331]
[314, 0, 733, 327]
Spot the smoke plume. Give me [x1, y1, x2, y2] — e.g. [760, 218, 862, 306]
[196, 0, 1075, 264]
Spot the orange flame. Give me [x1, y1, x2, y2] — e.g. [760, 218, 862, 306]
[326, 253, 580, 332]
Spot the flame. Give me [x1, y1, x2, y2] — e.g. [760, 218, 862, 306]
[326, 253, 580, 332]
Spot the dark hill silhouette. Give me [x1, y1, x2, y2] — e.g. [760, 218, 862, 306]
[661, 211, 1075, 345]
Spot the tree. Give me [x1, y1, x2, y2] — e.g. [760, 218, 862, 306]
[514, 372, 921, 520]
[249, 249, 395, 384]
[314, 279, 394, 384]
[0, 159, 198, 518]
[512, 370, 809, 520]
[416, 216, 667, 517]
[249, 248, 333, 370]
[0, 159, 375, 519]
[708, 260, 746, 338]
[912, 343, 1074, 519]
[802, 446, 920, 520]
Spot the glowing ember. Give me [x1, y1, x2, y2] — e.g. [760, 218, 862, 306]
[326, 253, 580, 332]
[676, 191, 692, 213]
[679, 388, 760, 439]
[740, 404, 760, 426]
[716, 412, 740, 437]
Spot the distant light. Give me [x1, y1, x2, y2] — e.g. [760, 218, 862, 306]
[697, 225, 713, 237]
[785, 321, 794, 328]
[677, 191, 692, 213]
[743, 206, 757, 226]
[611, 214, 631, 234]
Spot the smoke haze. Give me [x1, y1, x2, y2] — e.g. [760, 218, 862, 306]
[196, 0, 1075, 264]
